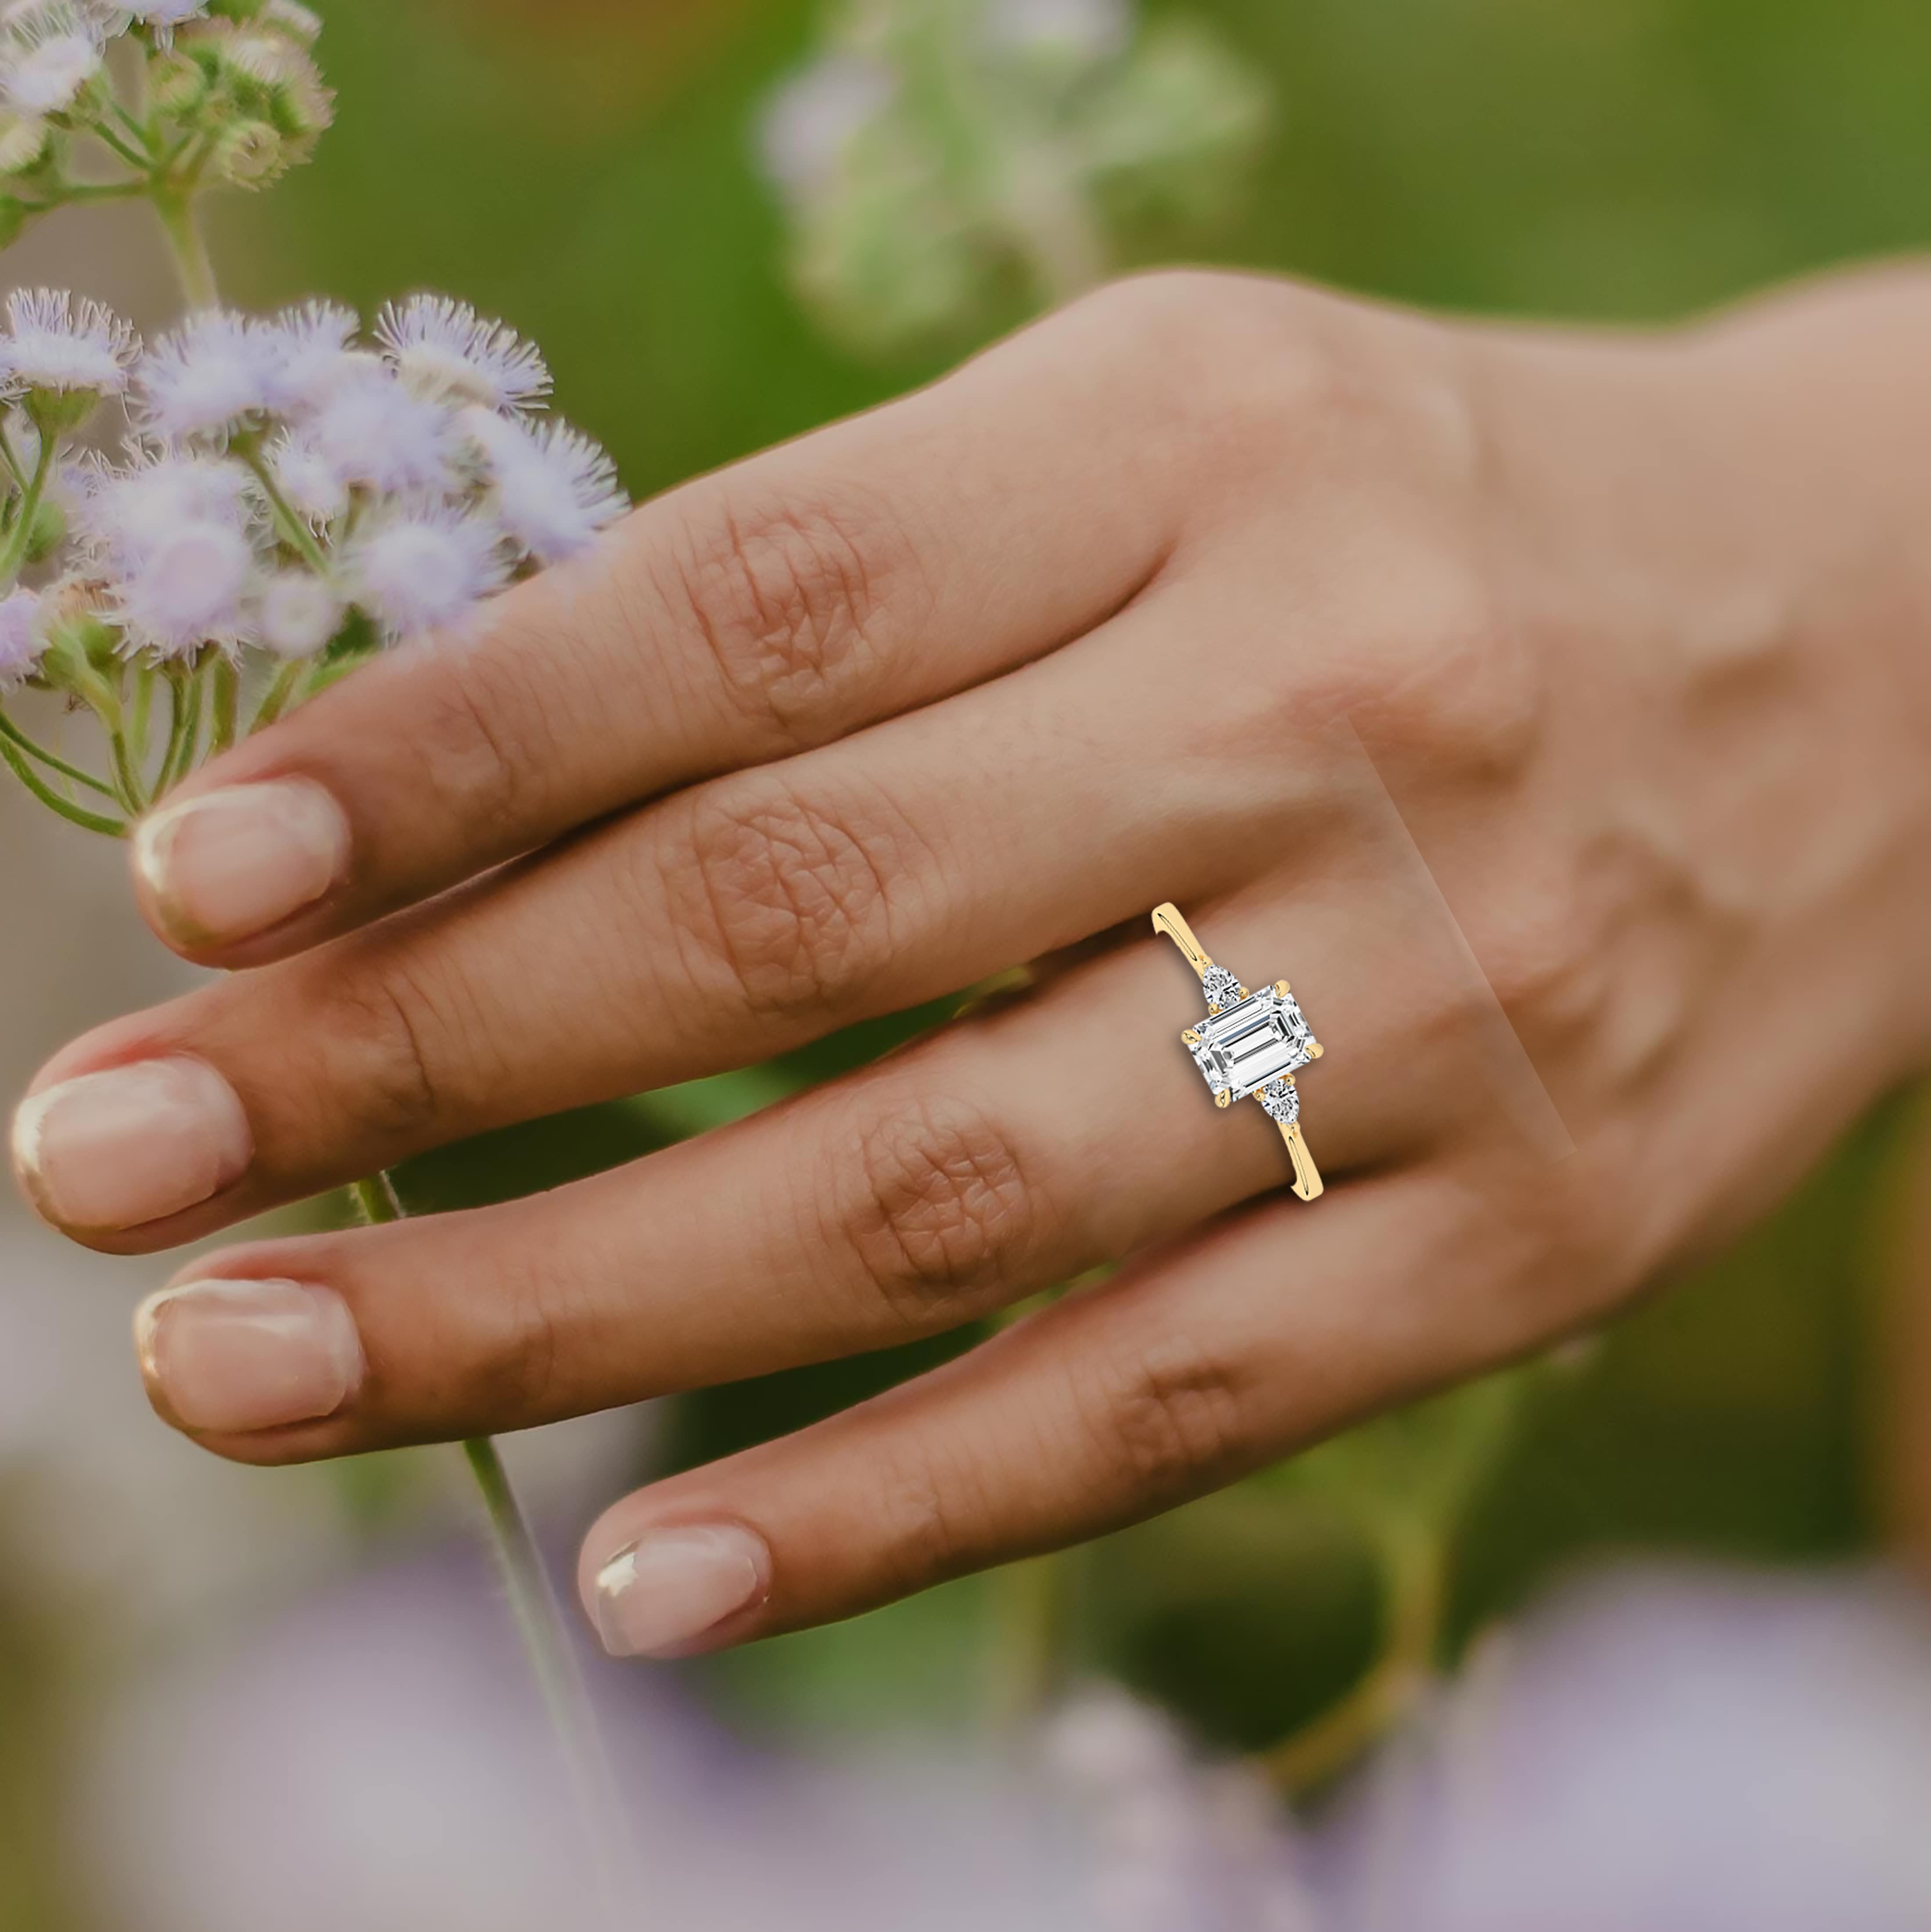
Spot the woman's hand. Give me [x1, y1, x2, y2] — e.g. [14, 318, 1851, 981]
[13, 269, 1931, 1657]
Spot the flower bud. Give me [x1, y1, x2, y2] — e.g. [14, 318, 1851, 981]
[24, 381, 102, 435]
[0, 114, 49, 176]
[35, 586, 119, 692]
[146, 48, 209, 115]
[210, 117, 286, 187]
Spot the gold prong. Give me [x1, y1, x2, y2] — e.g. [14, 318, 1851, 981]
[1309, 1041, 1324, 1060]
[1281, 1123, 1324, 1201]
[1232, 984, 1249, 1004]
[1273, 979, 1291, 998]
[1181, 1028, 1201, 1048]
[1214, 1088, 1233, 1110]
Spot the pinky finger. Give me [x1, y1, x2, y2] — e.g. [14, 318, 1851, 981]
[575, 1163, 1545, 1659]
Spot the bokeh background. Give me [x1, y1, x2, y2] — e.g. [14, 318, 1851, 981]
[5, 1, 1931, 1925]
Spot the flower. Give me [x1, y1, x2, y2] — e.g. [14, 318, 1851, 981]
[257, 300, 363, 413]
[345, 500, 505, 641]
[759, 52, 896, 205]
[308, 362, 456, 495]
[112, 516, 258, 657]
[0, 287, 136, 400]
[0, 582, 41, 686]
[377, 295, 550, 412]
[1315, 1565, 1931, 1932]
[1043, 1688, 1324, 1932]
[76, 448, 254, 570]
[256, 569, 341, 658]
[0, 2, 105, 118]
[266, 430, 347, 526]
[135, 310, 277, 444]
[464, 409, 627, 564]
[121, 0, 208, 45]
[982, 0, 1132, 64]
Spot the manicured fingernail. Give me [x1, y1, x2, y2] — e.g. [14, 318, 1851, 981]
[591, 1525, 770, 1659]
[134, 779, 350, 946]
[136, 1278, 363, 1435]
[11, 1057, 252, 1232]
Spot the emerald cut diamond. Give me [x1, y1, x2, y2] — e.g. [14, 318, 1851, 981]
[1187, 985, 1317, 1102]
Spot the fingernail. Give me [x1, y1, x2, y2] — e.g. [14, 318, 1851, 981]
[592, 1525, 770, 1659]
[12, 1057, 252, 1231]
[136, 1278, 363, 1435]
[134, 779, 350, 947]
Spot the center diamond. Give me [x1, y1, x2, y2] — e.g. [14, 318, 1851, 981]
[1188, 986, 1317, 1102]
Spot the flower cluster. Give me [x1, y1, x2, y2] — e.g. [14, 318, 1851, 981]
[0, 283, 626, 828]
[4, 288, 625, 674]
[759, 0, 1272, 354]
[0, 0, 331, 254]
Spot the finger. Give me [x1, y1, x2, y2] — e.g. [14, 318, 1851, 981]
[24, 592, 1339, 1247]
[122, 888, 1496, 1458]
[571, 1158, 1565, 1658]
[131, 283, 1228, 966]
[119, 917, 1357, 1455]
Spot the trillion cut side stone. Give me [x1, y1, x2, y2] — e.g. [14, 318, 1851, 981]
[1201, 965, 1244, 1011]
[1187, 982, 1318, 1102]
[1258, 1079, 1299, 1125]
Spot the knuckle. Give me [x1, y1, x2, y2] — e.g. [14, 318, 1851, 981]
[659, 483, 914, 746]
[395, 651, 539, 838]
[671, 773, 911, 1016]
[451, 1256, 567, 1420]
[306, 955, 461, 1147]
[833, 1093, 1041, 1325]
[1082, 1330, 1254, 1505]
[865, 1440, 999, 1596]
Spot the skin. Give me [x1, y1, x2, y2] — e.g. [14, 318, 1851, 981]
[15, 266, 1931, 1649]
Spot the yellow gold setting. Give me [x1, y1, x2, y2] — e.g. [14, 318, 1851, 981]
[1153, 902, 1326, 1202]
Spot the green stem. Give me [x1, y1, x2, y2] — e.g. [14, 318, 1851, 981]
[349, 1174, 636, 1909]
[208, 656, 238, 753]
[0, 707, 119, 798]
[156, 668, 201, 795]
[249, 656, 307, 733]
[1258, 1522, 1445, 1794]
[57, 179, 151, 205]
[87, 119, 151, 171]
[0, 437, 55, 590]
[0, 733, 127, 835]
[235, 442, 332, 574]
[0, 420, 25, 490]
[152, 187, 219, 311]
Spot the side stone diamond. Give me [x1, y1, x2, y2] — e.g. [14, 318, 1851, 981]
[1259, 1079, 1299, 1126]
[1201, 965, 1244, 1011]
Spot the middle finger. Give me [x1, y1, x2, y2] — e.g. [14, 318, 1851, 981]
[15, 594, 1325, 1248]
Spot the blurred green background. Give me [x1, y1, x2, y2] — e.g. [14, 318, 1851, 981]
[4, 0, 1929, 1921]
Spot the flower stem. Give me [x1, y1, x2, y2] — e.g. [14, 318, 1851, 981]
[235, 441, 333, 574]
[348, 1172, 637, 1914]
[0, 436, 55, 591]
[249, 656, 307, 733]
[1257, 1521, 1445, 1794]
[0, 706, 119, 799]
[152, 187, 219, 312]
[0, 731, 127, 835]
[208, 656, 239, 753]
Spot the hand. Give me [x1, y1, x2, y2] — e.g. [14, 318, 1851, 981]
[13, 269, 1931, 1658]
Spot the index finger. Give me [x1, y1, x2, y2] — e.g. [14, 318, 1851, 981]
[132, 279, 1242, 967]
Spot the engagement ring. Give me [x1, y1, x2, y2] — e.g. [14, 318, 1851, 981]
[1153, 903, 1326, 1202]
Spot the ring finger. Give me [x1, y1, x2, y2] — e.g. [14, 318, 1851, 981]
[128, 888, 1464, 1458]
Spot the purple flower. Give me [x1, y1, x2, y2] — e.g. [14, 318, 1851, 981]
[1314, 1564, 1931, 1932]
